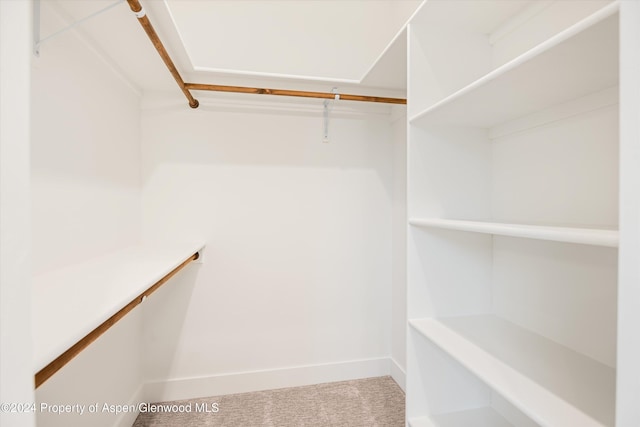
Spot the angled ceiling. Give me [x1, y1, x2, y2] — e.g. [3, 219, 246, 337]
[165, 0, 418, 84]
[42, 0, 421, 95]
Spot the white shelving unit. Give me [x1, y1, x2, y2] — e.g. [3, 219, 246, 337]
[32, 241, 204, 373]
[409, 2, 618, 129]
[406, 0, 640, 426]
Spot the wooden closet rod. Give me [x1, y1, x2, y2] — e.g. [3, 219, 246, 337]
[34, 252, 200, 388]
[126, 0, 199, 108]
[185, 83, 407, 105]
[127, 1, 406, 107]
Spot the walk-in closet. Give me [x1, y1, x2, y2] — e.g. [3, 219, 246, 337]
[1, 1, 638, 427]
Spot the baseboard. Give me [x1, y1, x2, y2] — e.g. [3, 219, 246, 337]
[113, 384, 145, 427]
[389, 358, 406, 392]
[143, 357, 391, 403]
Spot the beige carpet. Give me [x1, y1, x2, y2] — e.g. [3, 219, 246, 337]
[132, 376, 405, 427]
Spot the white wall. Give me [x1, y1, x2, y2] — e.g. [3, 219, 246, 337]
[31, 3, 143, 426]
[31, 1, 142, 275]
[35, 311, 143, 427]
[139, 94, 395, 400]
[0, 1, 35, 426]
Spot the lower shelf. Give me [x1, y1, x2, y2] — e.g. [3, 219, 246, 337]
[32, 240, 205, 374]
[409, 407, 513, 427]
[409, 315, 615, 427]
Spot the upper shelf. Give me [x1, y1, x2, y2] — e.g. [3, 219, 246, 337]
[410, 315, 615, 427]
[409, 218, 619, 247]
[32, 240, 204, 373]
[359, 27, 407, 90]
[409, 3, 619, 128]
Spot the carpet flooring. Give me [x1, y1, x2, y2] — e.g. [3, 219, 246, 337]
[132, 376, 405, 427]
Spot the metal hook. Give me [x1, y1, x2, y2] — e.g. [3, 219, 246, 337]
[323, 87, 339, 143]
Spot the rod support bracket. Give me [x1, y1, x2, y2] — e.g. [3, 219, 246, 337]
[134, 7, 146, 19]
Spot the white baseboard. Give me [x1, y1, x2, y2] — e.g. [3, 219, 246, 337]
[143, 357, 391, 403]
[113, 384, 144, 427]
[390, 358, 406, 392]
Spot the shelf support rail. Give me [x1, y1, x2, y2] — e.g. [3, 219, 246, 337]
[126, 1, 406, 107]
[34, 251, 200, 388]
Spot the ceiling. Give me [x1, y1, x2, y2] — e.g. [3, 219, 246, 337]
[165, 0, 418, 83]
[40, 0, 421, 97]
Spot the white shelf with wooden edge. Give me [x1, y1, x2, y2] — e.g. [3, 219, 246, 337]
[32, 240, 205, 388]
[409, 218, 619, 248]
[409, 315, 615, 427]
[409, 407, 513, 427]
[408, 2, 619, 129]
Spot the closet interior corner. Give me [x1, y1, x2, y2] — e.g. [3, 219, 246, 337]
[28, 1, 411, 426]
[11, 0, 640, 426]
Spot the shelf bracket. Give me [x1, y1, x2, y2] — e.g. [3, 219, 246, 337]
[323, 87, 339, 143]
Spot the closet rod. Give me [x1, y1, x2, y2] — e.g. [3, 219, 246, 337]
[34, 252, 200, 388]
[185, 83, 407, 105]
[127, 1, 406, 107]
[125, 0, 199, 108]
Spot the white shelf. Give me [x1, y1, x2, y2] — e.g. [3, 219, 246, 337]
[359, 27, 407, 90]
[32, 240, 205, 372]
[409, 218, 618, 247]
[409, 3, 619, 128]
[409, 315, 615, 427]
[409, 407, 513, 427]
